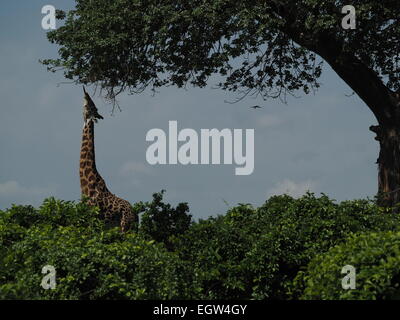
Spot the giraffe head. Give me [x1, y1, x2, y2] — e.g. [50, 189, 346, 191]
[83, 86, 104, 123]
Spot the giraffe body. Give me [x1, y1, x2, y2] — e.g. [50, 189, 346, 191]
[80, 89, 137, 232]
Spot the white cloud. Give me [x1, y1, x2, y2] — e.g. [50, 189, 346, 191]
[0, 180, 52, 197]
[120, 161, 154, 176]
[267, 179, 317, 198]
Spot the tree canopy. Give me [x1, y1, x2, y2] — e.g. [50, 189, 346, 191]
[42, 0, 399, 106]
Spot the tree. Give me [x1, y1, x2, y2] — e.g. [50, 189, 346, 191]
[41, 0, 400, 207]
[138, 190, 192, 250]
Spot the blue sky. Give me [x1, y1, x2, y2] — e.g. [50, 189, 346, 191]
[0, 1, 378, 219]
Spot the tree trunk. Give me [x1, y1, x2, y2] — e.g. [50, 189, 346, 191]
[285, 29, 400, 208]
[275, 6, 400, 208]
[370, 124, 400, 208]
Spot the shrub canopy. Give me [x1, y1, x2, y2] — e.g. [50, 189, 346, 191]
[1, 193, 400, 299]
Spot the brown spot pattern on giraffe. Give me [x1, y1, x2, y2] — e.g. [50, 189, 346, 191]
[79, 107, 137, 232]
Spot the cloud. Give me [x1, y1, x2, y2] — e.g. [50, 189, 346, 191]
[267, 179, 317, 198]
[0, 180, 53, 197]
[120, 161, 154, 176]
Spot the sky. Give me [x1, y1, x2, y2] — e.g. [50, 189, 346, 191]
[0, 1, 379, 219]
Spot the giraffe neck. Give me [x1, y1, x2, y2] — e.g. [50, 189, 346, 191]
[79, 120, 109, 198]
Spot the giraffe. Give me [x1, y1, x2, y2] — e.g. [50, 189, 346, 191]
[79, 86, 137, 232]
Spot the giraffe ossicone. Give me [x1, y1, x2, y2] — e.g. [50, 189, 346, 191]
[79, 87, 137, 232]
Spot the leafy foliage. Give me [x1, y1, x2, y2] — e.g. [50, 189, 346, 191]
[138, 190, 192, 250]
[175, 194, 400, 299]
[1, 193, 400, 299]
[41, 0, 400, 102]
[296, 231, 400, 300]
[0, 198, 187, 299]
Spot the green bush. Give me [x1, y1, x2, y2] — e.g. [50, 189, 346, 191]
[1, 193, 400, 299]
[174, 194, 400, 299]
[294, 231, 400, 300]
[0, 198, 187, 300]
[138, 190, 192, 250]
